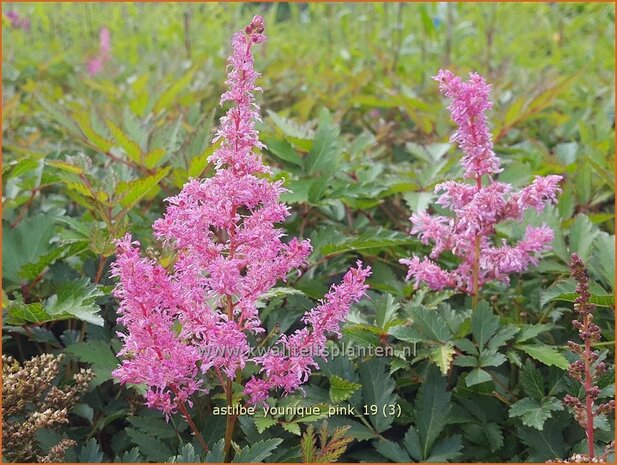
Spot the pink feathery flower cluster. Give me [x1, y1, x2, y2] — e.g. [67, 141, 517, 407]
[87, 27, 111, 76]
[245, 262, 371, 404]
[111, 16, 370, 416]
[436, 70, 501, 178]
[400, 70, 562, 293]
[5, 10, 30, 30]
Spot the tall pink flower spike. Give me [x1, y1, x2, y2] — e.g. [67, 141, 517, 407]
[87, 27, 111, 76]
[400, 70, 562, 295]
[111, 16, 370, 416]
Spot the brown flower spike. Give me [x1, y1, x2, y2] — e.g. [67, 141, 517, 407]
[562, 254, 614, 462]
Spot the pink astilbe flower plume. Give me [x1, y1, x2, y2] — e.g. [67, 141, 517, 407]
[245, 262, 371, 404]
[5, 10, 30, 30]
[87, 27, 111, 76]
[400, 70, 562, 295]
[111, 16, 370, 417]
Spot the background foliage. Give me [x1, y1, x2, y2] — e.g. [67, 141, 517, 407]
[2, 2, 615, 462]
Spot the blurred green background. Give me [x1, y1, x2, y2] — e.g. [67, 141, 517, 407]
[3, 2, 615, 151]
[4, 2, 615, 226]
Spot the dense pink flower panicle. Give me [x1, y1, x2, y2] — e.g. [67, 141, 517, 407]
[400, 70, 562, 293]
[87, 27, 111, 76]
[434, 69, 501, 178]
[245, 262, 371, 405]
[112, 16, 370, 416]
[110, 236, 201, 417]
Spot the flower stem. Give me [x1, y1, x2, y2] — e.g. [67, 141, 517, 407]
[472, 235, 480, 311]
[176, 398, 209, 453]
[223, 379, 237, 462]
[94, 255, 106, 284]
[471, 175, 482, 311]
[223, 383, 234, 458]
[223, 294, 239, 462]
[583, 314, 595, 459]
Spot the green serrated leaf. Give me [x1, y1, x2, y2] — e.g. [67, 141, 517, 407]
[509, 397, 563, 430]
[520, 361, 545, 400]
[107, 119, 143, 163]
[65, 339, 118, 385]
[281, 422, 302, 436]
[590, 233, 615, 291]
[263, 135, 303, 168]
[415, 366, 451, 457]
[329, 375, 362, 403]
[391, 305, 452, 343]
[126, 428, 173, 462]
[375, 439, 411, 462]
[44, 278, 104, 325]
[266, 110, 313, 143]
[117, 166, 171, 209]
[426, 434, 463, 462]
[516, 324, 555, 343]
[74, 111, 113, 152]
[5, 300, 50, 325]
[541, 278, 613, 308]
[187, 145, 215, 178]
[320, 227, 415, 255]
[472, 302, 499, 349]
[116, 447, 142, 463]
[465, 368, 493, 387]
[402, 426, 422, 461]
[305, 108, 341, 174]
[478, 350, 507, 368]
[517, 344, 569, 370]
[2, 212, 57, 285]
[231, 438, 282, 463]
[128, 416, 178, 439]
[359, 359, 397, 433]
[254, 415, 277, 434]
[20, 242, 88, 281]
[205, 439, 225, 463]
[569, 214, 599, 262]
[517, 419, 567, 461]
[431, 344, 455, 375]
[484, 423, 504, 452]
[154, 68, 196, 114]
[403, 191, 435, 214]
[168, 443, 201, 463]
[144, 148, 167, 169]
[78, 438, 104, 463]
[374, 293, 401, 329]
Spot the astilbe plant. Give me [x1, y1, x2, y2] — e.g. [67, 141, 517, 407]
[111, 16, 370, 458]
[2, 354, 94, 462]
[400, 69, 562, 307]
[560, 253, 615, 463]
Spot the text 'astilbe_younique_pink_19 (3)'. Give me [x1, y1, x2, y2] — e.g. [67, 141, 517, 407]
[110, 16, 371, 416]
[400, 70, 562, 295]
